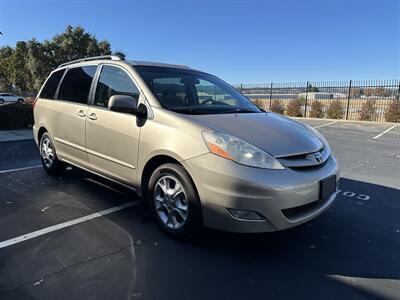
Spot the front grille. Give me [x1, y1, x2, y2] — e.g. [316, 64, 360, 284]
[277, 146, 330, 169]
[289, 159, 328, 170]
[281, 197, 329, 221]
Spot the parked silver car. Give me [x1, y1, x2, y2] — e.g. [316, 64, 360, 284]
[33, 55, 339, 239]
[0, 93, 24, 104]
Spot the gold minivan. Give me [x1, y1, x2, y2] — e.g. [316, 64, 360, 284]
[33, 55, 339, 239]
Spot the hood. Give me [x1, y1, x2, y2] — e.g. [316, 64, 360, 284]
[185, 112, 323, 158]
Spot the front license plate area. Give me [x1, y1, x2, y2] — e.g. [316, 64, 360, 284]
[320, 175, 336, 201]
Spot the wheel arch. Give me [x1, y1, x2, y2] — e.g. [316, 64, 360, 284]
[37, 126, 48, 142]
[140, 155, 182, 198]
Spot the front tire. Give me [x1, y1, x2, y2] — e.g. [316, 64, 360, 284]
[17, 98, 24, 104]
[40, 132, 65, 175]
[148, 163, 202, 240]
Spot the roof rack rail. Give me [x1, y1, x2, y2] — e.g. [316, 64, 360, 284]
[58, 55, 124, 68]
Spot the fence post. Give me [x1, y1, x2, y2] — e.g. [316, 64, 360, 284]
[345, 80, 352, 120]
[304, 81, 309, 117]
[396, 81, 400, 120]
[240, 83, 243, 93]
[269, 82, 273, 109]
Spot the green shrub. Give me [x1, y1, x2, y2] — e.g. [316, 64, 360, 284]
[286, 99, 303, 117]
[359, 99, 376, 121]
[0, 103, 33, 129]
[270, 100, 285, 114]
[309, 100, 324, 118]
[326, 100, 344, 119]
[384, 100, 400, 123]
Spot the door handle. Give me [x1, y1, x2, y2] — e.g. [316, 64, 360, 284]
[77, 109, 85, 117]
[88, 112, 97, 120]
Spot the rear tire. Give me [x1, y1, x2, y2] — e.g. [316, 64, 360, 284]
[17, 98, 24, 104]
[40, 132, 65, 175]
[148, 163, 202, 240]
[0, 99, 4, 104]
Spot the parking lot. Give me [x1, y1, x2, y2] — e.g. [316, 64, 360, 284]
[0, 119, 399, 300]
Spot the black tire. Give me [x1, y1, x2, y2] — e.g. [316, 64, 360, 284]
[148, 163, 202, 240]
[17, 98, 24, 104]
[0, 99, 4, 104]
[39, 132, 65, 175]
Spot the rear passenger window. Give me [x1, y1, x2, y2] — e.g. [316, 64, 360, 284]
[94, 66, 140, 108]
[40, 69, 65, 99]
[58, 66, 97, 104]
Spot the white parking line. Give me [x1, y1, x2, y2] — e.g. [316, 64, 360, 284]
[313, 121, 338, 129]
[0, 201, 137, 249]
[0, 165, 42, 174]
[372, 125, 397, 140]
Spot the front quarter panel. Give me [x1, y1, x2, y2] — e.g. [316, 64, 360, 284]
[136, 107, 210, 186]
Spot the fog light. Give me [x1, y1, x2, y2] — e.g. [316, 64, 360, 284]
[227, 208, 264, 220]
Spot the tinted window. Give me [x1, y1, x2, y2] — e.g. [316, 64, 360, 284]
[58, 66, 97, 104]
[136, 66, 260, 114]
[94, 66, 140, 108]
[135, 66, 261, 114]
[40, 70, 65, 99]
[151, 77, 187, 108]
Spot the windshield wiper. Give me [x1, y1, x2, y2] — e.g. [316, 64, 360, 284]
[222, 108, 258, 114]
[169, 108, 213, 115]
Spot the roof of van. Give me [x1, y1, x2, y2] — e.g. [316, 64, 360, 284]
[57, 55, 193, 70]
[130, 60, 191, 69]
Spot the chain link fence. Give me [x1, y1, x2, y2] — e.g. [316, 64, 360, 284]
[236, 79, 400, 122]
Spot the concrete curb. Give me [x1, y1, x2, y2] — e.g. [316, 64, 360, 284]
[0, 129, 33, 142]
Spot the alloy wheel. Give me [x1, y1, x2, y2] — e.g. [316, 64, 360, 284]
[154, 175, 188, 229]
[41, 137, 55, 168]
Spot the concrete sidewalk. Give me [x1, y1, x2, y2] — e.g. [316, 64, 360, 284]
[0, 129, 33, 142]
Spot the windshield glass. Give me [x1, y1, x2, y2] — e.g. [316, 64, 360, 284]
[135, 66, 261, 114]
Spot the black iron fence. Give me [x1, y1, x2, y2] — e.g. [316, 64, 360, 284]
[236, 79, 400, 122]
[1, 79, 399, 130]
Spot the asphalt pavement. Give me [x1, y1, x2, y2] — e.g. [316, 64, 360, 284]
[0, 120, 399, 300]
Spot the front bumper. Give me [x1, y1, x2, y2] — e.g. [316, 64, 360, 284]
[183, 153, 339, 233]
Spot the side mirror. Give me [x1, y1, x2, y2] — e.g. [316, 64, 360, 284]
[108, 95, 147, 118]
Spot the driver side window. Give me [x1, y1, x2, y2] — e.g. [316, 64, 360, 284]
[195, 79, 239, 106]
[94, 66, 140, 108]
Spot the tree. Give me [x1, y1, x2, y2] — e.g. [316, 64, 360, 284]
[0, 46, 14, 91]
[113, 50, 126, 59]
[12, 41, 32, 91]
[1, 25, 116, 92]
[306, 83, 319, 93]
[51, 25, 111, 65]
[26, 39, 53, 91]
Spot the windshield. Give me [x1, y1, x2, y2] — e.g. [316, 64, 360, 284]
[135, 66, 261, 114]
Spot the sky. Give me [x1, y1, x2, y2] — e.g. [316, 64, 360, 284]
[0, 0, 399, 84]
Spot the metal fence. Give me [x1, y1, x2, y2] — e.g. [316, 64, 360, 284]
[236, 79, 400, 122]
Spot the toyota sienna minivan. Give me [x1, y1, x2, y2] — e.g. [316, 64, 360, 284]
[33, 55, 339, 239]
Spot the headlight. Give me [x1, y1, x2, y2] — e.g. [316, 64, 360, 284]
[306, 125, 331, 152]
[202, 131, 284, 169]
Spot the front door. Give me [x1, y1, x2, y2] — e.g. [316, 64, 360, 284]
[86, 65, 141, 185]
